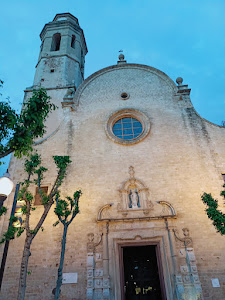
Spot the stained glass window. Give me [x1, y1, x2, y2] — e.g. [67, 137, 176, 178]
[113, 117, 143, 140]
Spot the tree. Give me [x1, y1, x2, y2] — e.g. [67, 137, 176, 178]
[0, 86, 56, 163]
[53, 190, 81, 299]
[0, 153, 71, 300]
[201, 186, 225, 235]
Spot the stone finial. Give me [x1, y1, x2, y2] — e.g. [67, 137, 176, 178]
[176, 77, 183, 86]
[117, 51, 127, 64]
[176, 77, 191, 95]
[119, 53, 125, 61]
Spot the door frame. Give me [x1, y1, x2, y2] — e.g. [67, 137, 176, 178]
[118, 241, 167, 300]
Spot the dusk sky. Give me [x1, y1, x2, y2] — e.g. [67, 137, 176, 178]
[1, 0, 225, 175]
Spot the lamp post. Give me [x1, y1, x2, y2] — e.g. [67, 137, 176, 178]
[0, 170, 14, 210]
[0, 171, 19, 290]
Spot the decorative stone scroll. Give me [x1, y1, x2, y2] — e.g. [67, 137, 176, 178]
[173, 228, 193, 248]
[117, 166, 153, 215]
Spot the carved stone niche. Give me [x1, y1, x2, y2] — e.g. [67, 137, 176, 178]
[117, 166, 153, 215]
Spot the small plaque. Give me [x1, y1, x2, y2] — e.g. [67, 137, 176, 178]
[95, 253, 102, 261]
[94, 278, 102, 288]
[94, 269, 103, 277]
[183, 275, 191, 284]
[212, 278, 220, 288]
[62, 273, 78, 284]
[193, 274, 200, 283]
[180, 265, 188, 273]
[187, 250, 196, 261]
[191, 265, 197, 273]
[176, 275, 183, 283]
[87, 279, 93, 288]
[87, 269, 93, 279]
[87, 255, 94, 267]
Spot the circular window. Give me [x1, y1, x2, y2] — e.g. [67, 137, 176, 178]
[106, 109, 150, 145]
[113, 117, 143, 140]
[120, 92, 129, 100]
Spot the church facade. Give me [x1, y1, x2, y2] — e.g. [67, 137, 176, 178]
[1, 13, 225, 300]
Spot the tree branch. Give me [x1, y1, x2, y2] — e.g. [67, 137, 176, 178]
[55, 194, 64, 225]
[67, 211, 78, 226]
[37, 172, 44, 204]
[31, 168, 67, 240]
[31, 202, 52, 241]
[0, 147, 13, 159]
[24, 174, 32, 233]
[49, 173, 63, 199]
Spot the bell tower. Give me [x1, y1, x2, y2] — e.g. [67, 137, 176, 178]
[33, 13, 87, 90]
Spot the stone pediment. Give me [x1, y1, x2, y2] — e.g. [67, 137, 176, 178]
[97, 167, 177, 222]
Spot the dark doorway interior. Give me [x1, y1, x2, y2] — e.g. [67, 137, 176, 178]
[123, 245, 163, 300]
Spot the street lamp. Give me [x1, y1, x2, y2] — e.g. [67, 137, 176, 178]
[0, 171, 19, 291]
[0, 170, 14, 210]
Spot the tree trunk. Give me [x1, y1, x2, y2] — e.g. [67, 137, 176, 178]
[17, 235, 32, 300]
[54, 224, 68, 300]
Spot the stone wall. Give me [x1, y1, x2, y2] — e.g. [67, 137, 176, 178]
[1, 64, 225, 299]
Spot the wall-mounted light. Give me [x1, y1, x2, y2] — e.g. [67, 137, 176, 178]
[0, 170, 14, 209]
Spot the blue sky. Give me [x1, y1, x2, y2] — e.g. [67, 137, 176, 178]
[1, 0, 225, 175]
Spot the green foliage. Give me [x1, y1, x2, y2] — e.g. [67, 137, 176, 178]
[0, 224, 18, 243]
[54, 190, 81, 225]
[0, 214, 25, 243]
[10, 215, 18, 223]
[25, 191, 33, 202]
[17, 187, 27, 201]
[53, 156, 71, 172]
[0, 153, 72, 242]
[40, 191, 49, 205]
[54, 200, 69, 217]
[21, 205, 28, 214]
[53, 190, 81, 299]
[0, 87, 57, 163]
[220, 190, 225, 197]
[17, 227, 25, 237]
[24, 153, 41, 174]
[0, 206, 7, 216]
[0, 101, 18, 163]
[34, 166, 48, 182]
[201, 191, 225, 235]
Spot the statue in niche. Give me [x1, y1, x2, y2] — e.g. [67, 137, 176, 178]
[129, 189, 141, 208]
[118, 166, 153, 213]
